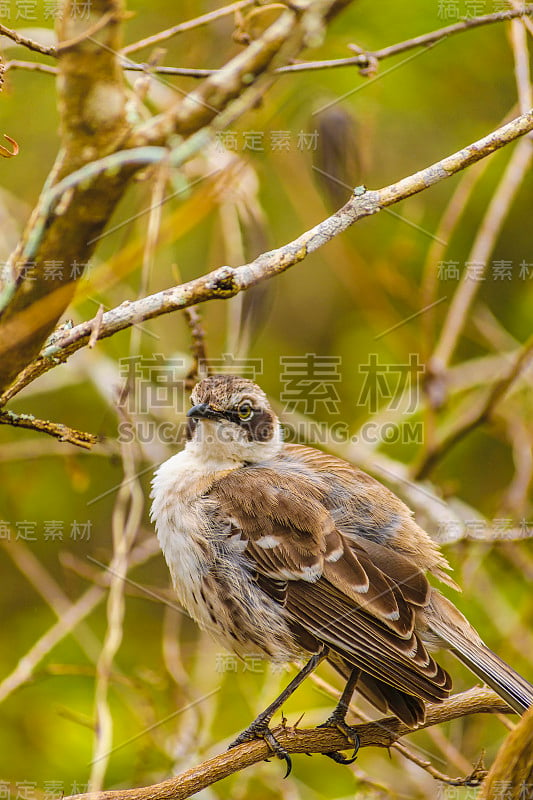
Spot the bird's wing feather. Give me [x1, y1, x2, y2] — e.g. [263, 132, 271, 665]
[282, 443, 456, 587]
[287, 578, 450, 702]
[208, 459, 452, 704]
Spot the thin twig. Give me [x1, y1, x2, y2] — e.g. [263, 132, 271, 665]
[0, 408, 98, 449]
[57, 10, 120, 53]
[0, 9, 122, 57]
[3, 59, 58, 75]
[345, 8, 533, 68]
[0, 23, 55, 56]
[5, 8, 531, 82]
[509, 13, 533, 113]
[510, 0, 533, 37]
[121, 0, 255, 55]
[183, 307, 209, 391]
[274, 7, 533, 74]
[309, 672, 484, 785]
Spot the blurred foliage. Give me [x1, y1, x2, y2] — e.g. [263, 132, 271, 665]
[0, 1, 532, 799]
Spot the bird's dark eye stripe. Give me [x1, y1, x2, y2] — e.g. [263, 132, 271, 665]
[224, 408, 258, 424]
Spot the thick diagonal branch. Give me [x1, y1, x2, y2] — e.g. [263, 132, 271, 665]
[2, 107, 531, 409]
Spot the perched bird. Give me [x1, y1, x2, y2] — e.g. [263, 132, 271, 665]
[150, 375, 533, 772]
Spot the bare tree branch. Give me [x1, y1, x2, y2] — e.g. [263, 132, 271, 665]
[120, 7, 533, 78]
[0, 408, 98, 448]
[11, 7, 533, 83]
[0, 22, 55, 55]
[3, 59, 58, 75]
[277, 7, 533, 75]
[309, 672, 487, 786]
[128, 1, 338, 143]
[62, 688, 510, 800]
[121, 0, 255, 55]
[2, 107, 531, 412]
[0, 0, 354, 396]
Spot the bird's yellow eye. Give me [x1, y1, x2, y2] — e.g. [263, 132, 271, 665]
[237, 402, 254, 421]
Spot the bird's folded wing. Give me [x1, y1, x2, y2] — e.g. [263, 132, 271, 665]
[287, 577, 451, 702]
[282, 443, 457, 588]
[209, 464, 451, 703]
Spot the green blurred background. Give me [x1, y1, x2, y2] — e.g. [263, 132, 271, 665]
[0, 1, 532, 798]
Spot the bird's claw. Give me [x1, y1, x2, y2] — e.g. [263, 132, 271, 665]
[323, 747, 359, 765]
[318, 715, 360, 766]
[263, 728, 293, 777]
[229, 719, 293, 777]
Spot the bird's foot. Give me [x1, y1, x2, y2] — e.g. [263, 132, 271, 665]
[229, 717, 292, 777]
[318, 711, 360, 765]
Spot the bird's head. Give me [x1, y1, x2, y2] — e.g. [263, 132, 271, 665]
[186, 375, 283, 464]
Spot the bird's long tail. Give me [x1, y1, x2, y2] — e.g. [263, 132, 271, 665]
[426, 591, 533, 715]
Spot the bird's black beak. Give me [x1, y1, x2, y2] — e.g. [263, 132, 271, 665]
[187, 403, 223, 420]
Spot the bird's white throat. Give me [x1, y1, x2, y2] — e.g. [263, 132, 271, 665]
[186, 417, 284, 465]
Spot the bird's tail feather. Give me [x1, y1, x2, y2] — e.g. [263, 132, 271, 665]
[443, 634, 532, 715]
[427, 592, 533, 715]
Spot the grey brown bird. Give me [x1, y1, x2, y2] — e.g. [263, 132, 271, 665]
[150, 375, 533, 772]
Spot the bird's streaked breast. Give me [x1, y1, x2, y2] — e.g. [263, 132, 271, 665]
[150, 448, 302, 661]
